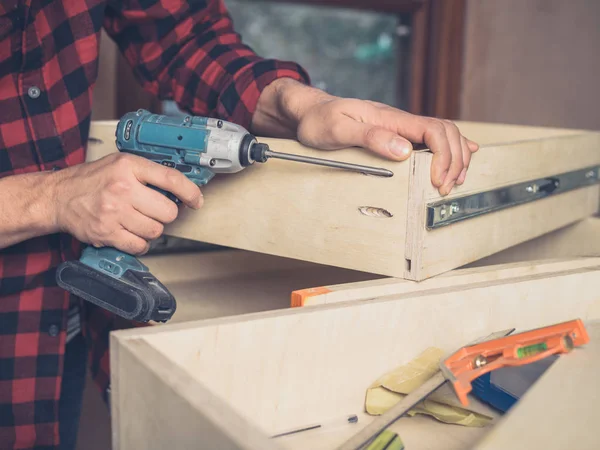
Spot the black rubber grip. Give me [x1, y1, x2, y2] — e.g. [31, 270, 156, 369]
[56, 261, 176, 323]
[149, 184, 181, 204]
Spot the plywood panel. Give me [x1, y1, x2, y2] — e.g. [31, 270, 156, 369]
[87, 121, 410, 276]
[140, 250, 380, 323]
[469, 216, 600, 267]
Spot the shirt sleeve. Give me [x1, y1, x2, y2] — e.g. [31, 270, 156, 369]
[103, 0, 311, 128]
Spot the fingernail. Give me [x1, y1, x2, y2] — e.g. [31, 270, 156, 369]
[389, 139, 411, 158]
[437, 171, 448, 187]
[458, 168, 467, 184]
[441, 181, 455, 196]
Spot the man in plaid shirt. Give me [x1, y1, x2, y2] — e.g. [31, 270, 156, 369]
[0, 1, 479, 449]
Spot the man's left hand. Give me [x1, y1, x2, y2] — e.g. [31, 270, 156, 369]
[251, 78, 479, 196]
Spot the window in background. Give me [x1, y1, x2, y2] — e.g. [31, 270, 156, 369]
[163, 0, 412, 115]
[223, 0, 411, 109]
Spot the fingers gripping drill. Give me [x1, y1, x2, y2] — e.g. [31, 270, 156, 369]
[55, 109, 393, 323]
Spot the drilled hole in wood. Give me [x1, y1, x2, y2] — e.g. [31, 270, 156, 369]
[358, 206, 393, 218]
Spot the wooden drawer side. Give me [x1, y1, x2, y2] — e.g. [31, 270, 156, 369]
[291, 258, 600, 308]
[469, 216, 600, 266]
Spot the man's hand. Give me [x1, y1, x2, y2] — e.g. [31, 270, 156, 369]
[251, 78, 479, 196]
[52, 153, 203, 255]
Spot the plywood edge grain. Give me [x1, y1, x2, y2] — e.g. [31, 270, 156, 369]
[292, 257, 600, 307]
[403, 151, 429, 278]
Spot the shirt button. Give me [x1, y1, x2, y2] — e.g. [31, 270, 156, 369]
[48, 324, 59, 337]
[27, 86, 40, 99]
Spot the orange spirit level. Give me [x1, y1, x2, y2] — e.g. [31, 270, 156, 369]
[440, 318, 590, 406]
[338, 319, 590, 450]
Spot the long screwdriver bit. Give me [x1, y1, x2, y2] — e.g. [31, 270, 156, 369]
[250, 143, 394, 178]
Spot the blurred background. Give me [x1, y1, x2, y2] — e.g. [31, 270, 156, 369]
[93, 0, 600, 130]
[82, 1, 600, 448]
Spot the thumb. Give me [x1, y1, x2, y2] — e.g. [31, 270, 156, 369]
[353, 123, 413, 161]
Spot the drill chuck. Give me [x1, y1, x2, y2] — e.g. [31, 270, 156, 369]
[249, 142, 270, 163]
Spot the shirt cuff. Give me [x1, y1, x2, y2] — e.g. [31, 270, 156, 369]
[215, 59, 311, 129]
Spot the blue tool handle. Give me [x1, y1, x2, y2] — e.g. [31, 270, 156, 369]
[55, 175, 182, 322]
[56, 246, 176, 323]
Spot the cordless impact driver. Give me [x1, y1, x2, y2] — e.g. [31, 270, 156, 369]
[55, 109, 393, 323]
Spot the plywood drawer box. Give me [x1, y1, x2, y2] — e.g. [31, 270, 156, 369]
[88, 121, 600, 281]
[110, 255, 600, 450]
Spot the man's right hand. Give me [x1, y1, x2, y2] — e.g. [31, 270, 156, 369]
[52, 153, 203, 255]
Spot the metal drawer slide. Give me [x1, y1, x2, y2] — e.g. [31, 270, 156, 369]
[426, 165, 600, 229]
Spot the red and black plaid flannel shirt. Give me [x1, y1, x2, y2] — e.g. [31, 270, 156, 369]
[0, 1, 309, 448]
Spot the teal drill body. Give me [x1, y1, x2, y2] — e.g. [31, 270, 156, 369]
[56, 109, 264, 323]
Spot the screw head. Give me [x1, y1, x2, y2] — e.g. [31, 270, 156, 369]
[474, 355, 487, 368]
[563, 335, 574, 351]
[27, 86, 40, 98]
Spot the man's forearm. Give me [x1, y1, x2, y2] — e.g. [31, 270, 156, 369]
[250, 78, 335, 138]
[0, 171, 60, 249]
